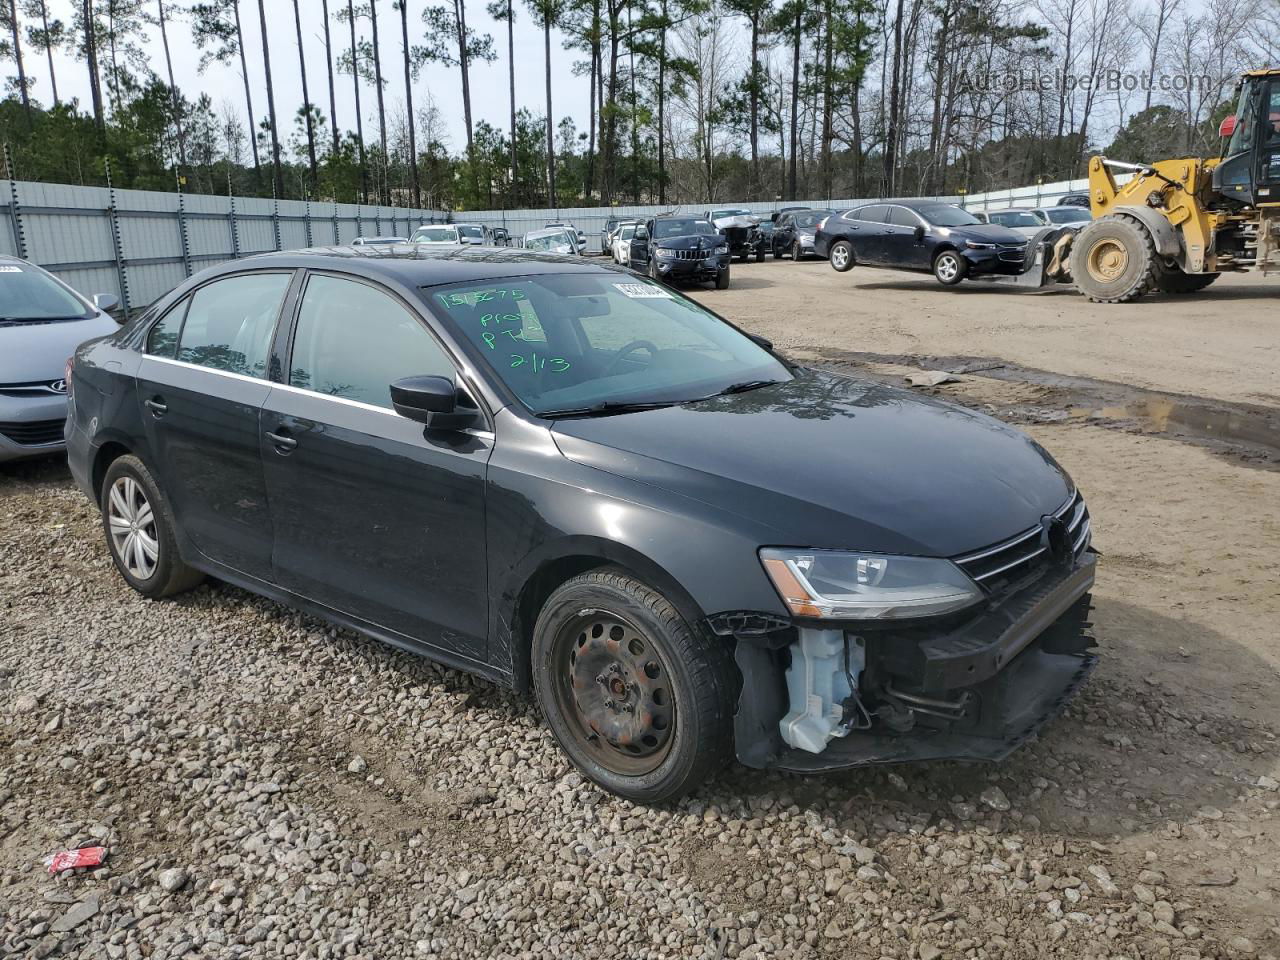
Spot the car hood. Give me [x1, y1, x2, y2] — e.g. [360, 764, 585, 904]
[1, 313, 117, 383]
[654, 235, 722, 251]
[947, 223, 1028, 245]
[551, 368, 1073, 558]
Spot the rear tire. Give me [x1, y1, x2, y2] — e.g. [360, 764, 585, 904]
[1153, 262, 1220, 294]
[932, 249, 968, 285]
[791, 241, 802, 261]
[1070, 216, 1158, 303]
[755, 247, 765, 263]
[829, 240, 855, 272]
[100, 455, 204, 599]
[531, 568, 737, 803]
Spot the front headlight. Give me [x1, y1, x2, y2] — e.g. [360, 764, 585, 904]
[656, 248, 677, 259]
[759, 548, 982, 620]
[965, 240, 997, 250]
[714, 244, 729, 255]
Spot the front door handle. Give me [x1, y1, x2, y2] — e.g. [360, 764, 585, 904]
[265, 430, 298, 453]
[144, 397, 167, 416]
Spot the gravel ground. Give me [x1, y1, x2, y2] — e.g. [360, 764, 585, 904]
[3, 267, 1279, 959]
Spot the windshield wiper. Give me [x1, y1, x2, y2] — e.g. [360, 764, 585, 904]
[539, 399, 683, 419]
[710, 379, 782, 397]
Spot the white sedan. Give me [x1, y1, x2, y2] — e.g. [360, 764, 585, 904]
[611, 223, 639, 264]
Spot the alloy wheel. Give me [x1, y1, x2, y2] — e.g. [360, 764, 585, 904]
[551, 612, 676, 777]
[936, 253, 960, 281]
[831, 245, 850, 270]
[107, 476, 159, 580]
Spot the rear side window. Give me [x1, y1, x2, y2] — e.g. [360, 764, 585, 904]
[289, 275, 455, 409]
[176, 273, 291, 378]
[146, 300, 188, 358]
[857, 205, 890, 223]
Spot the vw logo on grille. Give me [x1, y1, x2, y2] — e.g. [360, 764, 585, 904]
[47, 379, 68, 394]
[1040, 515, 1072, 565]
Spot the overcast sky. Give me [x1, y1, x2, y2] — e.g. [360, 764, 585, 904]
[27, 0, 593, 153]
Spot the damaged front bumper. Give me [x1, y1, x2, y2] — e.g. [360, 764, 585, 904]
[723, 551, 1097, 773]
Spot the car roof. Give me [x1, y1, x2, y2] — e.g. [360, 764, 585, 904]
[202, 245, 617, 288]
[414, 223, 457, 231]
[986, 207, 1036, 213]
[453, 221, 485, 227]
[526, 226, 571, 238]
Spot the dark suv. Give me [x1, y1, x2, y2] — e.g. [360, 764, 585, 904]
[67, 246, 1095, 803]
[628, 216, 732, 289]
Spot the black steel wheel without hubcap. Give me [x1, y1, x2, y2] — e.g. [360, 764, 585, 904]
[551, 612, 676, 776]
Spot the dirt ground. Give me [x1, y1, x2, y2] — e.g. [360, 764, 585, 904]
[1, 259, 1278, 959]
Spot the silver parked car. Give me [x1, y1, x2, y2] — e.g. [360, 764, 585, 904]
[1030, 206, 1093, 226]
[982, 208, 1045, 238]
[454, 223, 491, 245]
[1, 256, 119, 462]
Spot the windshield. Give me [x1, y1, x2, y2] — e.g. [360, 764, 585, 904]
[424, 273, 789, 416]
[457, 225, 485, 240]
[990, 211, 1041, 228]
[919, 205, 982, 227]
[413, 226, 457, 242]
[0, 264, 92, 320]
[1044, 208, 1089, 224]
[654, 219, 717, 240]
[525, 234, 571, 252]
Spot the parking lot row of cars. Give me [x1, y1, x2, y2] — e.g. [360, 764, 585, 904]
[594, 195, 1092, 291]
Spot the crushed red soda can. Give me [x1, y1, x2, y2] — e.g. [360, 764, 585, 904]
[45, 846, 107, 873]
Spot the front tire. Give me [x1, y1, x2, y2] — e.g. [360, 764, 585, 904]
[531, 568, 737, 803]
[829, 240, 855, 272]
[100, 455, 204, 599]
[714, 266, 731, 290]
[1069, 215, 1158, 303]
[933, 249, 968, 285]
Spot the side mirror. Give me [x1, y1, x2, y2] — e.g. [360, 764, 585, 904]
[913, 225, 926, 241]
[748, 333, 774, 351]
[389, 375, 476, 430]
[94, 293, 120, 314]
[1219, 114, 1237, 138]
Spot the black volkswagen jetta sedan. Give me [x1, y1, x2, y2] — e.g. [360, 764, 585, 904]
[67, 246, 1095, 803]
[815, 200, 1032, 285]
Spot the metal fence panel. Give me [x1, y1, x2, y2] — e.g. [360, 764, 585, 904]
[0, 178, 446, 313]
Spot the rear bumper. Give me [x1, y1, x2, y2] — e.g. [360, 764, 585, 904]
[732, 552, 1097, 772]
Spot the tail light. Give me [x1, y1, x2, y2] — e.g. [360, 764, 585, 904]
[64, 356, 74, 398]
[817, 217, 829, 233]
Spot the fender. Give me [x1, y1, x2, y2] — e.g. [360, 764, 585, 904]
[1110, 206, 1184, 261]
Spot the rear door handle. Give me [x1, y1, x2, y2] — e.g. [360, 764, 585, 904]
[265, 430, 298, 453]
[144, 397, 167, 416]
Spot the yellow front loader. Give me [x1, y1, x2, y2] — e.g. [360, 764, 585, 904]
[1067, 68, 1280, 302]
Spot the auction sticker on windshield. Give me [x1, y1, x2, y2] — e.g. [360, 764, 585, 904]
[613, 282, 673, 299]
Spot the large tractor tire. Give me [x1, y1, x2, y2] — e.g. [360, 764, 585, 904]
[1070, 216, 1160, 303]
[1153, 263, 1221, 295]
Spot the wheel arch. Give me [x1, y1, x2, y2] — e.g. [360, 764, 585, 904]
[1109, 206, 1181, 260]
[503, 537, 710, 693]
[91, 437, 137, 503]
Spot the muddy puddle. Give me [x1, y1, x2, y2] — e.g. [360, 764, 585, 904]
[808, 348, 1280, 469]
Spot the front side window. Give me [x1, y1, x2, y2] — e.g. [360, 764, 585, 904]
[886, 207, 922, 228]
[457, 225, 485, 240]
[0, 263, 93, 322]
[426, 273, 790, 416]
[176, 272, 290, 378]
[290, 275, 454, 409]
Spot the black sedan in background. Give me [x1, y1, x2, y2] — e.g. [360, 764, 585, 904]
[815, 201, 1031, 285]
[771, 209, 836, 260]
[628, 216, 732, 289]
[67, 247, 1094, 803]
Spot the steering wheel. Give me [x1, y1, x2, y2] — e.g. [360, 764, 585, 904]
[605, 339, 659, 376]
